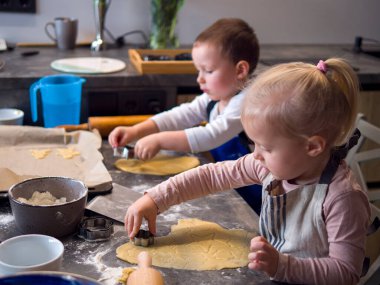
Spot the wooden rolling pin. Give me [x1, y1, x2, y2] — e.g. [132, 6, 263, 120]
[127, 251, 164, 285]
[58, 115, 152, 138]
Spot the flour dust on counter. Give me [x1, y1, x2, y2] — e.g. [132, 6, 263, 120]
[0, 213, 14, 227]
[63, 228, 129, 285]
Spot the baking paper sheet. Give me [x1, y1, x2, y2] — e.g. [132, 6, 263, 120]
[0, 125, 112, 192]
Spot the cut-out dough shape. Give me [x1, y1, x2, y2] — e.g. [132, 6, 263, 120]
[57, 147, 80, 159]
[116, 219, 256, 270]
[115, 155, 200, 176]
[30, 149, 51, 159]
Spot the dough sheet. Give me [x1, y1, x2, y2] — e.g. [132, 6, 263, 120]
[116, 219, 255, 270]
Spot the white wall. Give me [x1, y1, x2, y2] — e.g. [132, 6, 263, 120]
[0, 0, 379, 46]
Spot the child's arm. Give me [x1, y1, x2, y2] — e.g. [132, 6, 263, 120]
[108, 119, 159, 148]
[125, 154, 265, 236]
[134, 130, 190, 161]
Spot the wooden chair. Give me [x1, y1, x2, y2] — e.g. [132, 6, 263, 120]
[346, 113, 380, 285]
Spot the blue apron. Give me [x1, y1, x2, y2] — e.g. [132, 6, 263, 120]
[207, 100, 262, 214]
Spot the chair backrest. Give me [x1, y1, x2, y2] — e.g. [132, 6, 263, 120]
[346, 113, 380, 203]
[346, 113, 380, 285]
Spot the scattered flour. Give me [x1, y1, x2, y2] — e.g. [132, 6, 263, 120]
[81, 248, 124, 285]
[129, 183, 151, 194]
[0, 213, 14, 225]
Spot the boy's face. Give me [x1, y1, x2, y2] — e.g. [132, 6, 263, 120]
[192, 42, 241, 102]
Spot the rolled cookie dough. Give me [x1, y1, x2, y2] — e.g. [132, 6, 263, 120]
[115, 155, 200, 176]
[116, 218, 255, 270]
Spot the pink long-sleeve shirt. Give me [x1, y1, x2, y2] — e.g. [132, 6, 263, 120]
[147, 154, 371, 285]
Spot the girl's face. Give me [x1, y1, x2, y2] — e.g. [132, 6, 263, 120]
[244, 116, 319, 183]
[192, 42, 241, 103]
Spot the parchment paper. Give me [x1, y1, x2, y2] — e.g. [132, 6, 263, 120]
[0, 125, 112, 192]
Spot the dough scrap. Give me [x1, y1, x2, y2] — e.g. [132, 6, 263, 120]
[57, 147, 80, 159]
[30, 149, 51, 159]
[115, 155, 200, 176]
[17, 191, 67, 206]
[116, 219, 255, 271]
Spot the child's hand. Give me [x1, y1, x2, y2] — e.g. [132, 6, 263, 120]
[134, 134, 161, 160]
[108, 126, 138, 148]
[125, 194, 158, 239]
[248, 236, 279, 277]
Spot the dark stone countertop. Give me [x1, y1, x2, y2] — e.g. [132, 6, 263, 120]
[0, 44, 379, 89]
[0, 142, 284, 285]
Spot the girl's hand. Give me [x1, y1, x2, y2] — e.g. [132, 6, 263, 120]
[108, 126, 138, 148]
[248, 236, 279, 277]
[125, 194, 158, 239]
[134, 134, 161, 160]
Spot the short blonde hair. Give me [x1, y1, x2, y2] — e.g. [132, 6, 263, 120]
[242, 58, 360, 147]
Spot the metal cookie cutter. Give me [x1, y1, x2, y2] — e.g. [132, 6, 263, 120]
[78, 217, 114, 242]
[133, 229, 154, 247]
[113, 145, 135, 159]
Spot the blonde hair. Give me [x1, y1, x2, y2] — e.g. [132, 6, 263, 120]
[242, 58, 360, 147]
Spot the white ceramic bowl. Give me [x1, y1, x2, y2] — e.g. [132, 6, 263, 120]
[0, 108, 24, 125]
[0, 234, 64, 276]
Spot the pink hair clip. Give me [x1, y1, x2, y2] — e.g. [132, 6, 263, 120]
[316, 60, 327, 74]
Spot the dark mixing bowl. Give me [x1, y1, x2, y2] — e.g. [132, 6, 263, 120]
[8, 177, 88, 237]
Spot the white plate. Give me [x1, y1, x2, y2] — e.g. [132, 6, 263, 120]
[51, 57, 126, 74]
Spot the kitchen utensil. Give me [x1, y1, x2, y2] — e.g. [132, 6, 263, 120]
[8, 177, 88, 237]
[45, 17, 78, 50]
[0, 271, 102, 285]
[113, 145, 135, 159]
[133, 229, 154, 247]
[0, 108, 23, 125]
[0, 234, 64, 275]
[78, 216, 114, 242]
[30, 74, 85, 127]
[58, 115, 152, 137]
[127, 252, 164, 285]
[85, 183, 142, 224]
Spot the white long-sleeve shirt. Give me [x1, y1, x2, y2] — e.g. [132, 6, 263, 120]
[151, 92, 244, 153]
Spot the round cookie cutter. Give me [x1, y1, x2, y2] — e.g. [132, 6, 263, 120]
[78, 217, 114, 242]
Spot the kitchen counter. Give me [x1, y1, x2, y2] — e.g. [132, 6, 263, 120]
[0, 44, 380, 126]
[0, 141, 282, 285]
[0, 44, 379, 85]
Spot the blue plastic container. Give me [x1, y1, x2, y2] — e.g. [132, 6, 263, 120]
[30, 74, 85, 128]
